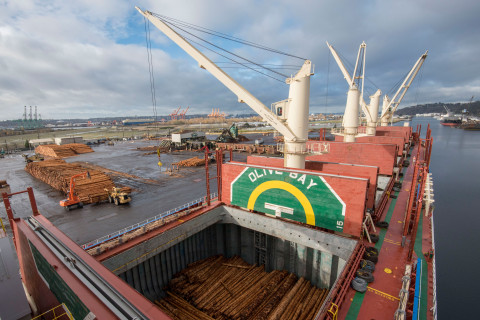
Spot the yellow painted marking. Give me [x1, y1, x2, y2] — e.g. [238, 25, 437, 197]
[367, 286, 400, 302]
[384, 268, 392, 274]
[398, 220, 403, 223]
[247, 181, 315, 225]
[384, 238, 401, 245]
[178, 219, 184, 222]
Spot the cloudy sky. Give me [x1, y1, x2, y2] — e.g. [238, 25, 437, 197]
[0, 0, 478, 120]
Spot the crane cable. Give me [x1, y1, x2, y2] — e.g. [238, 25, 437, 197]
[414, 63, 425, 105]
[150, 12, 303, 81]
[152, 13, 306, 60]
[163, 19, 290, 79]
[143, 17, 158, 133]
[325, 52, 330, 113]
[185, 36, 285, 83]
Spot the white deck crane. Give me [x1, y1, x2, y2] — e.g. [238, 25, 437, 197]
[136, 7, 319, 169]
[380, 51, 428, 126]
[326, 42, 381, 140]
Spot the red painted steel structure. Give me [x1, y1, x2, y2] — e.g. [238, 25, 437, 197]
[3, 189, 170, 319]
[334, 135, 406, 157]
[320, 243, 366, 319]
[307, 141, 398, 176]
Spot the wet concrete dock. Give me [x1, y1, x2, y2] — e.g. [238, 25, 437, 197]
[0, 140, 231, 245]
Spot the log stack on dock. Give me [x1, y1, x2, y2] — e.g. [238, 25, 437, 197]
[35, 143, 94, 158]
[156, 255, 328, 320]
[173, 156, 207, 167]
[25, 159, 114, 204]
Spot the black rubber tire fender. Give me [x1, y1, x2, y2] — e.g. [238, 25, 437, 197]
[360, 259, 376, 272]
[375, 221, 389, 229]
[356, 270, 374, 283]
[351, 277, 368, 293]
[363, 251, 379, 264]
[365, 246, 379, 255]
[369, 234, 379, 243]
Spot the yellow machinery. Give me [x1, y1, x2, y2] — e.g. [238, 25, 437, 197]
[105, 187, 131, 205]
[23, 154, 44, 163]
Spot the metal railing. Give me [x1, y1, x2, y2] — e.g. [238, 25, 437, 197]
[32, 303, 73, 320]
[276, 142, 329, 155]
[82, 193, 217, 250]
[330, 126, 367, 135]
[430, 213, 438, 320]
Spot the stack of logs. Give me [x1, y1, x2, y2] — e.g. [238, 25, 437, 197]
[173, 157, 207, 167]
[156, 255, 328, 320]
[35, 143, 94, 158]
[25, 159, 114, 204]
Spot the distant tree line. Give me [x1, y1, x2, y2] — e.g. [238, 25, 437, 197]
[397, 101, 480, 116]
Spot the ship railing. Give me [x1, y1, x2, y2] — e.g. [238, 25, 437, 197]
[82, 193, 217, 250]
[276, 142, 329, 155]
[330, 126, 367, 135]
[430, 213, 438, 320]
[32, 303, 73, 320]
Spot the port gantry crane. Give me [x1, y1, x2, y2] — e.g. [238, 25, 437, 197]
[169, 106, 181, 121]
[136, 7, 324, 169]
[179, 107, 189, 120]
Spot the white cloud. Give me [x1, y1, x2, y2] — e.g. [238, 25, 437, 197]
[0, 0, 479, 121]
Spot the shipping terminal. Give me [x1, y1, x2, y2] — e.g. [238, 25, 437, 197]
[0, 7, 436, 320]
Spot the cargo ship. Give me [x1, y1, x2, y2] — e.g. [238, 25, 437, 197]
[0, 8, 436, 320]
[439, 106, 462, 126]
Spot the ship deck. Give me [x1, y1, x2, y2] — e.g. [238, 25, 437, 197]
[339, 143, 434, 319]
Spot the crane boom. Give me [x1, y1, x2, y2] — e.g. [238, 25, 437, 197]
[381, 51, 428, 120]
[136, 7, 298, 141]
[326, 41, 354, 87]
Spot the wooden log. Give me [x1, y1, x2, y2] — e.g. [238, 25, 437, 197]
[284, 280, 312, 320]
[266, 277, 305, 320]
[251, 273, 298, 320]
[25, 159, 114, 204]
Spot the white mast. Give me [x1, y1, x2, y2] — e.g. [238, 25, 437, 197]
[136, 7, 314, 169]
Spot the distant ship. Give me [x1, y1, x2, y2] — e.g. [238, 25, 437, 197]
[440, 106, 462, 126]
